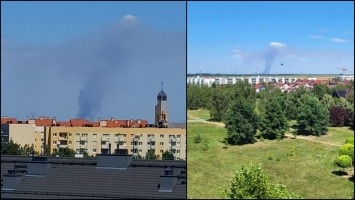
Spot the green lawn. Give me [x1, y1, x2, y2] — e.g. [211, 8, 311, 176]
[187, 109, 211, 120]
[188, 122, 354, 199]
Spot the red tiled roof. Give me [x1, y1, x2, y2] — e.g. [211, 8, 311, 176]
[56, 121, 71, 127]
[35, 119, 54, 126]
[1, 117, 17, 124]
[70, 119, 90, 127]
[106, 120, 126, 128]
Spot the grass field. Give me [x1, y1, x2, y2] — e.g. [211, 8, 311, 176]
[187, 109, 211, 120]
[187, 110, 354, 199]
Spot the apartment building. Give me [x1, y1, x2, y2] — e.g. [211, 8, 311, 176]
[46, 126, 186, 159]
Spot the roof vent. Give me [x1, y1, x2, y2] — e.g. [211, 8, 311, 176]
[96, 153, 133, 170]
[159, 166, 178, 192]
[26, 156, 51, 176]
[2, 170, 22, 190]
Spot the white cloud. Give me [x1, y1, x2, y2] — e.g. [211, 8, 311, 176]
[309, 35, 326, 39]
[329, 38, 347, 43]
[123, 14, 137, 21]
[269, 42, 286, 48]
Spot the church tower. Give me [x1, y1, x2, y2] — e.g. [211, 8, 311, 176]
[155, 82, 168, 128]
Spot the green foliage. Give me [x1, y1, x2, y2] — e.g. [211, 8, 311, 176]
[335, 155, 352, 171]
[209, 87, 230, 121]
[202, 138, 210, 151]
[52, 147, 76, 157]
[145, 149, 160, 160]
[193, 133, 202, 143]
[338, 143, 354, 161]
[285, 87, 309, 120]
[345, 138, 354, 145]
[187, 85, 212, 110]
[320, 94, 336, 110]
[295, 94, 329, 136]
[224, 97, 258, 145]
[220, 163, 301, 199]
[162, 150, 174, 160]
[1, 140, 38, 156]
[259, 97, 288, 140]
[312, 84, 331, 100]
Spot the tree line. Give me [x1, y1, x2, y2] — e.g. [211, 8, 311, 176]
[188, 81, 354, 145]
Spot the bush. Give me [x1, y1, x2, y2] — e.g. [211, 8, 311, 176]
[345, 138, 354, 145]
[220, 163, 301, 199]
[335, 155, 352, 172]
[194, 133, 202, 143]
[330, 106, 347, 127]
[338, 143, 354, 161]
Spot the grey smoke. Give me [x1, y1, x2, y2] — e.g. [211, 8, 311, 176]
[263, 42, 286, 74]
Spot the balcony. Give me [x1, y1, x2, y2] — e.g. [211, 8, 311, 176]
[149, 137, 155, 142]
[58, 144, 68, 148]
[150, 145, 156, 149]
[58, 136, 67, 140]
[171, 145, 177, 150]
[177, 138, 181, 143]
[80, 144, 88, 149]
[80, 137, 88, 141]
[133, 137, 139, 142]
[133, 145, 138, 150]
[169, 138, 177, 143]
[101, 144, 109, 149]
[101, 137, 109, 142]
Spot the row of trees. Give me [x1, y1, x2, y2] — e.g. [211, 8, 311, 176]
[1, 139, 39, 155]
[188, 82, 354, 145]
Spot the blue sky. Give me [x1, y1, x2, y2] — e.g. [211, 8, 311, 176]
[1, 1, 186, 123]
[188, 1, 354, 74]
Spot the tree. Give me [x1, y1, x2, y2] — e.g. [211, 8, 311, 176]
[1, 139, 23, 155]
[52, 147, 76, 157]
[259, 97, 288, 140]
[145, 149, 160, 160]
[320, 94, 336, 110]
[162, 150, 174, 160]
[224, 97, 258, 145]
[329, 106, 347, 127]
[285, 87, 309, 120]
[335, 155, 352, 172]
[220, 163, 301, 199]
[295, 94, 329, 136]
[209, 87, 230, 121]
[312, 84, 331, 100]
[193, 133, 202, 143]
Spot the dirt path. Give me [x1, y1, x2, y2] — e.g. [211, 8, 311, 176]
[188, 114, 341, 147]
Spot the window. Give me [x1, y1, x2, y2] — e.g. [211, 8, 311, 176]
[138, 142, 142, 145]
[82, 133, 88, 137]
[123, 142, 126, 146]
[131, 134, 134, 138]
[160, 150, 164, 153]
[93, 134, 97, 138]
[177, 135, 181, 138]
[160, 134, 164, 138]
[93, 149, 96, 153]
[131, 142, 133, 145]
[53, 133, 57, 137]
[76, 149, 80, 153]
[69, 133, 72, 137]
[130, 149, 133, 152]
[140, 134, 143, 137]
[53, 141, 57, 144]
[139, 149, 142, 152]
[115, 134, 118, 138]
[69, 141, 72, 144]
[147, 142, 150, 145]
[93, 141, 97, 145]
[160, 142, 163, 145]
[103, 134, 109, 138]
[122, 134, 126, 138]
[169, 135, 174, 138]
[177, 150, 180, 153]
[76, 133, 80, 138]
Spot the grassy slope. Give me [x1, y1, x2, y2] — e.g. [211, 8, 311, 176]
[187, 121, 354, 199]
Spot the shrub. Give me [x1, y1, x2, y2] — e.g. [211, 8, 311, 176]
[330, 106, 347, 127]
[339, 143, 354, 161]
[345, 138, 354, 145]
[335, 155, 352, 172]
[220, 163, 301, 199]
[194, 133, 202, 143]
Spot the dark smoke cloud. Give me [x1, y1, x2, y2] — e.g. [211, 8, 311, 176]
[262, 42, 286, 74]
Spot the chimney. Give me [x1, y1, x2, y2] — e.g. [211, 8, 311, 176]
[2, 170, 22, 190]
[96, 153, 132, 170]
[26, 156, 51, 176]
[159, 166, 178, 192]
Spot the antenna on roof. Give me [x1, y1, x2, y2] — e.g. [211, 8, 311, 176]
[161, 81, 164, 90]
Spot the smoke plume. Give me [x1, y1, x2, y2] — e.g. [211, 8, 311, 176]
[263, 42, 286, 74]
